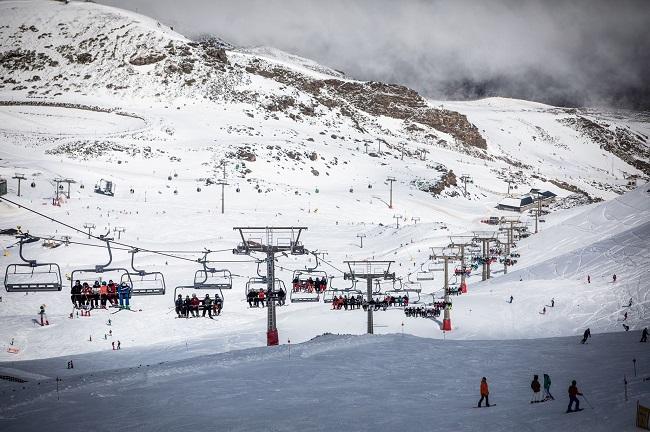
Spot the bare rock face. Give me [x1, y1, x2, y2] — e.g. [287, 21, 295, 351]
[244, 64, 487, 150]
[130, 52, 166, 66]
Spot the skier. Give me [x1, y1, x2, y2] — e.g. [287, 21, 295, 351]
[278, 287, 286, 306]
[71, 280, 82, 308]
[202, 294, 213, 318]
[612, 274, 617, 283]
[38, 304, 49, 326]
[112, 341, 115, 350]
[541, 307, 546, 315]
[641, 327, 648, 343]
[581, 328, 591, 344]
[175, 294, 184, 318]
[551, 298, 555, 308]
[628, 298, 633, 307]
[531, 375, 542, 403]
[543, 373, 554, 400]
[509, 295, 513, 304]
[118, 282, 131, 309]
[623, 324, 630, 331]
[587, 275, 591, 284]
[624, 312, 628, 321]
[117, 340, 121, 350]
[190, 294, 200, 317]
[213, 293, 223, 316]
[566, 380, 583, 413]
[478, 377, 490, 407]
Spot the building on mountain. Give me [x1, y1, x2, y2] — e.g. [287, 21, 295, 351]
[497, 190, 556, 212]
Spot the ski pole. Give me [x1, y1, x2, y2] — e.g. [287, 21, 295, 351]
[581, 394, 594, 409]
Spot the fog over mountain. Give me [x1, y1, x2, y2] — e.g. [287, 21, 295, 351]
[98, 0, 648, 108]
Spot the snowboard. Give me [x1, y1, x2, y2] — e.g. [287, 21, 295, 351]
[566, 408, 584, 413]
[474, 404, 496, 408]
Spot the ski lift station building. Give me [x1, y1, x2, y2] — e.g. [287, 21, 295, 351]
[497, 190, 556, 212]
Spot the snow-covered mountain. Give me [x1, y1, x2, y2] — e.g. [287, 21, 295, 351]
[0, 3, 649, 430]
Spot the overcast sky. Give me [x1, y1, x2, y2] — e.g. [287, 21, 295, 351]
[98, 0, 650, 109]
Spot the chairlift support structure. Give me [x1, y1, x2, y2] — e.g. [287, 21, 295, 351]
[343, 260, 395, 334]
[4, 234, 63, 292]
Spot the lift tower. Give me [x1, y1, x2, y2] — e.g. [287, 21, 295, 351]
[472, 231, 500, 281]
[344, 260, 395, 334]
[448, 235, 477, 293]
[233, 227, 307, 346]
[430, 247, 461, 331]
[499, 217, 521, 275]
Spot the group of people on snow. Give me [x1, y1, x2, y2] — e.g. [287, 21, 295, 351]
[292, 277, 327, 293]
[478, 375, 583, 413]
[246, 288, 287, 308]
[71, 280, 132, 310]
[175, 293, 223, 319]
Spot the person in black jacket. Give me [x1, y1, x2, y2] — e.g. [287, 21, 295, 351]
[277, 287, 286, 306]
[202, 294, 213, 318]
[641, 327, 648, 343]
[531, 375, 542, 403]
[183, 295, 192, 319]
[71, 280, 82, 308]
[175, 294, 184, 318]
[581, 328, 591, 344]
[213, 293, 223, 315]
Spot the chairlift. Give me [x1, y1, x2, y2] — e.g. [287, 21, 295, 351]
[384, 277, 422, 304]
[416, 263, 436, 281]
[245, 276, 286, 304]
[4, 234, 63, 292]
[290, 256, 327, 303]
[173, 256, 231, 307]
[121, 249, 166, 296]
[323, 276, 363, 303]
[94, 179, 115, 197]
[70, 236, 133, 296]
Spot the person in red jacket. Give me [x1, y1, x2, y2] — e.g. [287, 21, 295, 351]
[190, 294, 200, 317]
[258, 289, 266, 308]
[478, 377, 490, 407]
[567, 380, 583, 412]
[530, 375, 542, 403]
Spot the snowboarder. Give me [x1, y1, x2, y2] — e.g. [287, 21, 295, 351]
[509, 295, 514, 304]
[118, 282, 131, 309]
[566, 380, 583, 413]
[551, 298, 555, 308]
[531, 375, 542, 403]
[117, 340, 121, 350]
[581, 328, 591, 344]
[623, 324, 630, 331]
[587, 275, 591, 284]
[543, 373, 554, 400]
[623, 312, 628, 321]
[478, 377, 490, 407]
[641, 327, 648, 343]
[38, 304, 49, 326]
[612, 274, 617, 283]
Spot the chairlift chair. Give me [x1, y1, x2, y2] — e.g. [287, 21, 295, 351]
[290, 268, 327, 303]
[323, 277, 363, 303]
[245, 277, 286, 304]
[384, 278, 422, 304]
[70, 237, 132, 296]
[4, 234, 63, 292]
[94, 179, 115, 197]
[121, 249, 166, 296]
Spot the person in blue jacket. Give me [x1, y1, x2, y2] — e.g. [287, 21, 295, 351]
[118, 281, 131, 309]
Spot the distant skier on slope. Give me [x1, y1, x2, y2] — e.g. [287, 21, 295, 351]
[587, 275, 591, 284]
[531, 375, 542, 403]
[612, 274, 617, 283]
[641, 327, 648, 343]
[543, 373, 554, 400]
[566, 380, 583, 413]
[581, 328, 591, 344]
[628, 298, 633, 307]
[551, 298, 555, 307]
[509, 295, 513, 304]
[478, 377, 491, 407]
[38, 304, 49, 326]
[623, 312, 628, 321]
[540, 307, 546, 315]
